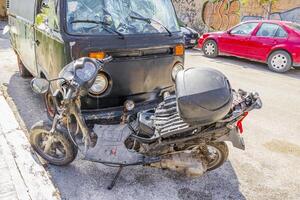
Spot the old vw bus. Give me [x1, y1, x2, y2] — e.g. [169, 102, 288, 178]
[7, 0, 184, 123]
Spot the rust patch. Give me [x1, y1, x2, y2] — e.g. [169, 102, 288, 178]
[264, 139, 300, 157]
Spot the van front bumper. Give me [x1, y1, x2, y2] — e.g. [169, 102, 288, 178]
[83, 98, 161, 125]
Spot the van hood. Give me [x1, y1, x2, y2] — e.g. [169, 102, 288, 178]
[64, 32, 184, 58]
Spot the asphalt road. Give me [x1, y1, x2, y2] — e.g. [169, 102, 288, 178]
[1, 21, 300, 200]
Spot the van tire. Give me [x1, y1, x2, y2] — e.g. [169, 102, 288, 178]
[44, 91, 57, 120]
[17, 54, 32, 78]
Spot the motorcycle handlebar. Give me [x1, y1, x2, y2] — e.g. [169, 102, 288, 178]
[98, 56, 113, 64]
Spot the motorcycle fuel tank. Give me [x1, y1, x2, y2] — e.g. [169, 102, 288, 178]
[176, 67, 233, 125]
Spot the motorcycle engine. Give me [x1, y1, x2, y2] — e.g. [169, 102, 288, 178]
[150, 148, 208, 177]
[138, 94, 193, 139]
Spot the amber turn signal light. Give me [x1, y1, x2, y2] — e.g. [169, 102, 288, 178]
[89, 52, 106, 59]
[174, 44, 185, 56]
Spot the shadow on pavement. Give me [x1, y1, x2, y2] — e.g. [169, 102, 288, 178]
[7, 73, 47, 129]
[6, 72, 246, 200]
[49, 160, 246, 200]
[0, 21, 10, 48]
[0, 38, 11, 49]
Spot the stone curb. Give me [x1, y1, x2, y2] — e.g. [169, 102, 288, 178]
[0, 90, 60, 200]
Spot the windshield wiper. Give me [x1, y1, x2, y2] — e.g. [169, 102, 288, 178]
[129, 12, 172, 37]
[70, 20, 125, 39]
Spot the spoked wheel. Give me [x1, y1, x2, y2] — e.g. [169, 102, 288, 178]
[44, 92, 57, 120]
[30, 121, 77, 166]
[202, 40, 219, 58]
[268, 50, 292, 73]
[206, 142, 229, 171]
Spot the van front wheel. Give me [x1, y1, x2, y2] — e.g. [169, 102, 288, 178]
[44, 91, 57, 120]
[17, 54, 32, 78]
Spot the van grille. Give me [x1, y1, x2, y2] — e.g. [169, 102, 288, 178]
[108, 47, 173, 58]
[6, 0, 10, 9]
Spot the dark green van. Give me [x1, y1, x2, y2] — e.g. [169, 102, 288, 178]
[7, 0, 184, 124]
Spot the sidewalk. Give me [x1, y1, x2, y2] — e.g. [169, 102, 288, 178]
[0, 90, 60, 200]
[0, 128, 28, 200]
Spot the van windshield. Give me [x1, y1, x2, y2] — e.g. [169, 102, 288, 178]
[66, 0, 180, 35]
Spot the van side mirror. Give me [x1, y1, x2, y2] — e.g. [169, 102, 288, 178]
[2, 25, 10, 35]
[42, 0, 50, 8]
[31, 78, 50, 94]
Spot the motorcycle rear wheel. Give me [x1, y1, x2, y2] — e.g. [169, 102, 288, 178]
[30, 121, 78, 166]
[206, 142, 229, 171]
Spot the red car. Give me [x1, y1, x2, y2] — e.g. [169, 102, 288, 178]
[198, 20, 300, 73]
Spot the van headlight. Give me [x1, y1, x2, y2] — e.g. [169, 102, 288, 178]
[89, 73, 109, 96]
[172, 62, 184, 80]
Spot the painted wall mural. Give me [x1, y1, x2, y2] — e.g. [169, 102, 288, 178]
[202, 0, 240, 31]
[172, 0, 207, 33]
[173, 0, 300, 32]
[173, 0, 197, 24]
[0, 0, 7, 19]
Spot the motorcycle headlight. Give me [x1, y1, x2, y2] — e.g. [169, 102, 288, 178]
[89, 73, 109, 96]
[172, 62, 184, 80]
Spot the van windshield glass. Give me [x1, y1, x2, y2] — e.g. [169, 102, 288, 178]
[66, 0, 180, 35]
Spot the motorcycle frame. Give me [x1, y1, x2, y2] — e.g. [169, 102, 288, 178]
[49, 89, 160, 166]
[47, 85, 261, 165]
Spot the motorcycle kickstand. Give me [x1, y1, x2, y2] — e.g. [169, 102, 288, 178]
[107, 166, 123, 190]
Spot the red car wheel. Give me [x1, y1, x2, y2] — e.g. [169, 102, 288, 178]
[202, 40, 219, 58]
[268, 50, 292, 73]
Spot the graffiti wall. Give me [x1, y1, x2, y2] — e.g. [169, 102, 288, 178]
[172, 0, 206, 32]
[202, 0, 240, 31]
[173, 0, 300, 32]
[0, 0, 7, 19]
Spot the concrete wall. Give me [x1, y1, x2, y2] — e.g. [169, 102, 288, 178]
[173, 0, 300, 33]
[0, 0, 7, 19]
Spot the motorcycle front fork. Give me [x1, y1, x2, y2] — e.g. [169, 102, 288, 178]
[49, 98, 94, 152]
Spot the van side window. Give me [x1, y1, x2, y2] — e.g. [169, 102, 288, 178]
[9, 0, 36, 23]
[36, 0, 59, 31]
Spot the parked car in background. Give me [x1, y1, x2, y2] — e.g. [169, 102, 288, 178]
[178, 20, 199, 49]
[198, 20, 300, 73]
[180, 26, 200, 48]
